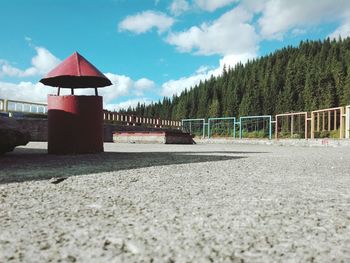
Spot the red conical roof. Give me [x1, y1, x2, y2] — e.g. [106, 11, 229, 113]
[40, 52, 112, 88]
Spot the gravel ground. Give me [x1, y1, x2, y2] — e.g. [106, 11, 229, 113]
[1, 142, 350, 262]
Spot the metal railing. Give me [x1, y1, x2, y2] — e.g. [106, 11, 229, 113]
[181, 118, 206, 138]
[238, 115, 272, 139]
[0, 99, 4, 112]
[208, 117, 236, 138]
[0, 99, 47, 115]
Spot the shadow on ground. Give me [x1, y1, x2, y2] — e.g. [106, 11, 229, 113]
[0, 148, 264, 184]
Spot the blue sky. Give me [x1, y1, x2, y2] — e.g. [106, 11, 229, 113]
[1, 0, 350, 110]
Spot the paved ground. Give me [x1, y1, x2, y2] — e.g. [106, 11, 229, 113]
[0, 142, 350, 262]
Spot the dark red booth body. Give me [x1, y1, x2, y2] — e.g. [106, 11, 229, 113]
[48, 95, 103, 154]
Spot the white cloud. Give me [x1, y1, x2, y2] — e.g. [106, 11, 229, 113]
[0, 62, 25, 78]
[105, 98, 153, 111]
[161, 73, 207, 97]
[291, 28, 307, 37]
[161, 52, 255, 97]
[240, 0, 265, 13]
[0, 47, 60, 78]
[0, 72, 156, 107]
[196, 65, 211, 74]
[0, 45, 155, 110]
[159, 60, 230, 98]
[75, 74, 156, 104]
[31, 47, 61, 75]
[118, 11, 175, 34]
[166, 6, 258, 56]
[70, 73, 136, 103]
[24, 36, 32, 42]
[169, 0, 237, 15]
[0, 81, 56, 103]
[258, 0, 350, 39]
[0, 46, 140, 104]
[194, 0, 237, 12]
[134, 78, 155, 91]
[134, 78, 156, 96]
[219, 53, 255, 68]
[99, 73, 133, 103]
[169, 0, 190, 15]
[0, 78, 153, 112]
[100, 74, 155, 101]
[329, 17, 350, 39]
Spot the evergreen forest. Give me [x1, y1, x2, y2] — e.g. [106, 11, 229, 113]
[123, 37, 350, 120]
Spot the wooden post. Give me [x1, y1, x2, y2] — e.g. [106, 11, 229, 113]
[305, 113, 308, 139]
[347, 106, 350, 139]
[340, 107, 344, 139]
[328, 111, 331, 131]
[275, 116, 278, 139]
[291, 115, 294, 136]
[322, 112, 325, 131]
[4, 99, 8, 112]
[311, 112, 315, 139]
[317, 112, 320, 132]
[334, 110, 337, 130]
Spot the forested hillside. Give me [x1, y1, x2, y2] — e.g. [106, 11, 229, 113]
[125, 37, 350, 120]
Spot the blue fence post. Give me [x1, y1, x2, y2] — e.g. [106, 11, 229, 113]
[208, 118, 211, 139]
[239, 117, 242, 139]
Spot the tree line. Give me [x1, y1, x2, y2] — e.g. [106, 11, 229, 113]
[122, 37, 350, 120]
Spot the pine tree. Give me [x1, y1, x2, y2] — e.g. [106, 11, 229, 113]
[303, 68, 318, 111]
[343, 65, 350, 105]
[208, 99, 220, 117]
[135, 37, 350, 120]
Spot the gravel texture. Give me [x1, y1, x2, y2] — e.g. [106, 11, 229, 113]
[1, 142, 350, 262]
